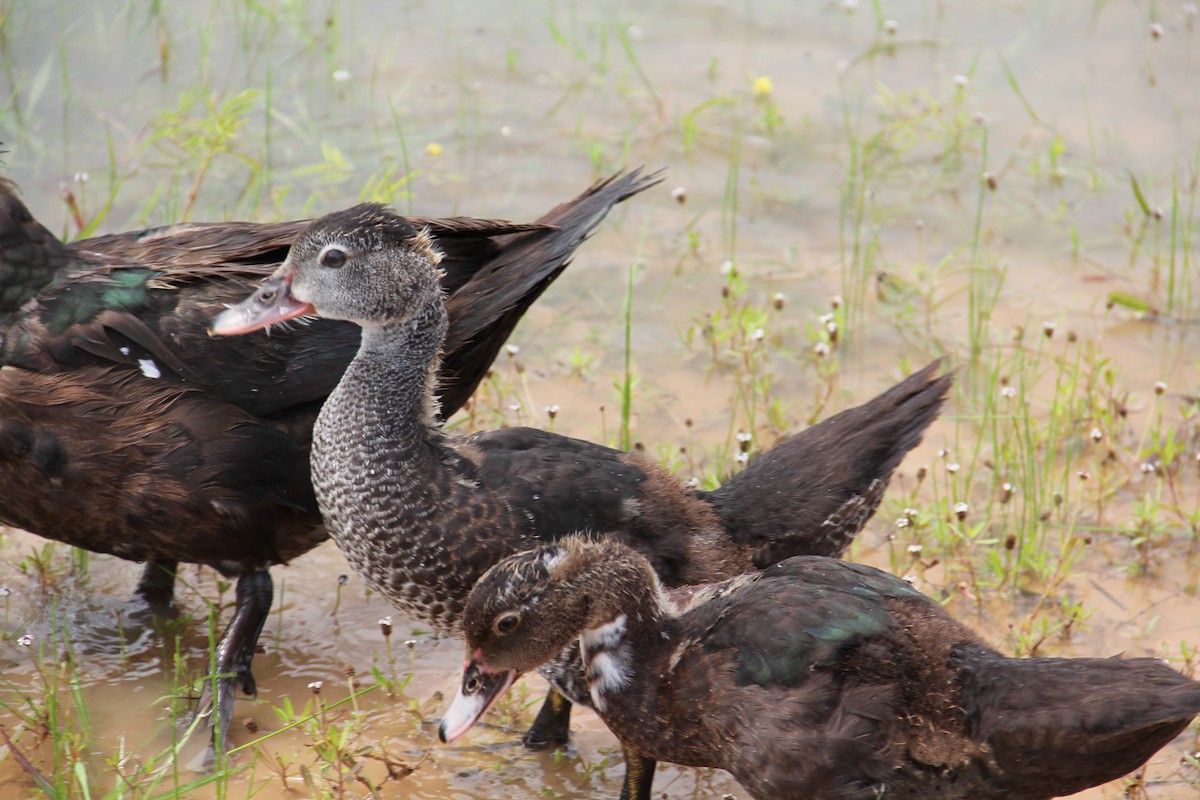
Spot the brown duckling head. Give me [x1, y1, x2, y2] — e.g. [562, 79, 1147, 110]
[440, 536, 656, 744]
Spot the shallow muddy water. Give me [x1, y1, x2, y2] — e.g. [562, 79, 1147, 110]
[1, 0, 1199, 798]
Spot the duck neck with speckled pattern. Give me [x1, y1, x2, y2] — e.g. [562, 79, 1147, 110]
[307, 296, 469, 621]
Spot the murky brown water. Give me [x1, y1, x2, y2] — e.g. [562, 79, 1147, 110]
[2, 0, 1199, 797]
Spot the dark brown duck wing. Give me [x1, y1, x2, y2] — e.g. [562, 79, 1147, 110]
[6, 188, 571, 420]
[657, 559, 929, 799]
[78, 214, 550, 286]
[685, 558, 926, 688]
[700, 359, 953, 564]
[458, 426, 650, 537]
[953, 645, 1200, 799]
[439, 169, 664, 412]
[0, 365, 321, 567]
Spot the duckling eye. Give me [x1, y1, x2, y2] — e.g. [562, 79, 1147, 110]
[319, 245, 348, 269]
[494, 611, 521, 635]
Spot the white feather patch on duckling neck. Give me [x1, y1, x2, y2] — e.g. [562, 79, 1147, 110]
[580, 614, 631, 712]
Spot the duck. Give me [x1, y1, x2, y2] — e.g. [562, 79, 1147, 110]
[0, 168, 662, 761]
[441, 536, 1200, 800]
[211, 200, 955, 790]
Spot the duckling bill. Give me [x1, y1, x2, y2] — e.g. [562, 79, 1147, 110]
[443, 537, 1200, 800]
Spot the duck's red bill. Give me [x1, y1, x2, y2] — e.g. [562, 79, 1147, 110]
[438, 661, 520, 745]
[209, 271, 315, 336]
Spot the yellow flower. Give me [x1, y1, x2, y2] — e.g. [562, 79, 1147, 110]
[752, 75, 773, 96]
[425, 142, 443, 157]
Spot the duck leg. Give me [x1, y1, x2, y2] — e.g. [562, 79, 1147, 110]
[191, 568, 273, 765]
[618, 749, 656, 800]
[521, 686, 573, 749]
[135, 558, 178, 612]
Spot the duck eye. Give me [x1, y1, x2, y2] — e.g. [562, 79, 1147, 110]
[494, 612, 521, 635]
[319, 246, 348, 269]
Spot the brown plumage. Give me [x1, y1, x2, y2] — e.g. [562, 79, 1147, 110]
[0, 168, 662, 759]
[213, 199, 954, 794]
[444, 537, 1200, 800]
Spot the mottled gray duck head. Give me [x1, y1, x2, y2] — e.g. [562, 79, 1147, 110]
[210, 203, 443, 335]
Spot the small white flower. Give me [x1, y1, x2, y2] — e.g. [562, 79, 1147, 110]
[671, 186, 687, 203]
[884, 19, 898, 34]
[1154, 381, 1168, 395]
[825, 320, 838, 335]
[938, 448, 949, 459]
[500, 125, 513, 137]
[902, 574, 918, 585]
[819, 312, 835, 324]
[1043, 321, 1057, 337]
[308, 681, 323, 694]
[751, 328, 765, 342]
[842, 0, 858, 10]
[830, 295, 843, 309]
[734, 452, 749, 465]
[545, 404, 560, 417]
[17, 634, 33, 646]
[332, 69, 351, 83]
[1090, 427, 1103, 442]
[954, 502, 969, 514]
[508, 402, 521, 412]
[626, 24, 644, 40]
[0, 587, 10, 597]
[719, 260, 735, 275]
[736, 431, 753, 443]
[813, 341, 830, 357]
[895, 517, 910, 529]
[947, 462, 961, 473]
[907, 543, 923, 555]
[505, 344, 520, 356]
[953, 74, 969, 87]
[684, 477, 700, 489]
[73, 171, 89, 183]
[1140, 463, 1156, 474]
